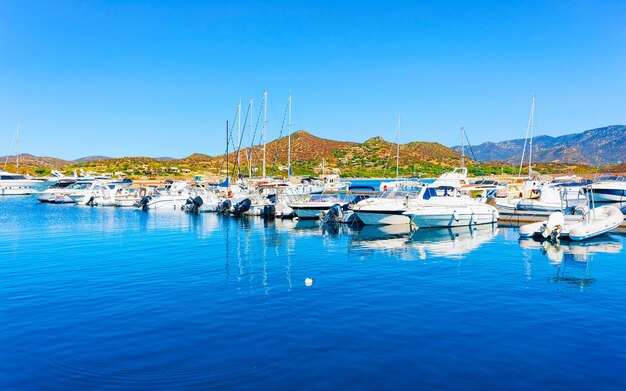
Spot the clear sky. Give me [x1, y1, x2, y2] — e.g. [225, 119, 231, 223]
[1, 0, 625, 159]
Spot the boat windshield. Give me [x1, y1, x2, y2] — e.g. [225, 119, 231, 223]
[69, 182, 92, 190]
[472, 180, 499, 185]
[596, 176, 625, 182]
[381, 189, 421, 199]
[422, 186, 459, 200]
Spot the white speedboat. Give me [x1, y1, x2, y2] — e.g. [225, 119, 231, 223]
[519, 206, 623, 241]
[351, 189, 419, 225]
[431, 167, 470, 188]
[288, 194, 365, 220]
[590, 176, 626, 202]
[403, 187, 499, 228]
[144, 181, 198, 211]
[0, 169, 50, 195]
[496, 184, 586, 212]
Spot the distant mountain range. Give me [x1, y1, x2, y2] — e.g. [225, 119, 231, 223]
[454, 125, 625, 165]
[3, 126, 623, 175]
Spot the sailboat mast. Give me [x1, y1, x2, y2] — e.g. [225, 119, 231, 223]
[460, 126, 465, 169]
[237, 99, 241, 177]
[528, 95, 535, 177]
[15, 123, 19, 173]
[395, 115, 400, 178]
[226, 120, 229, 184]
[263, 90, 267, 178]
[288, 92, 292, 178]
[249, 97, 253, 178]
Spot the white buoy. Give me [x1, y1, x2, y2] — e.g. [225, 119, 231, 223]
[304, 278, 314, 286]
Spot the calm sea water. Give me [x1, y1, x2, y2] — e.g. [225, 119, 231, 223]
[1, 196, 626, 390]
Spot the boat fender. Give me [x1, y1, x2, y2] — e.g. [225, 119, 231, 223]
[519, 192, 523, 198]
[228, 189, 233, 198]
[383, 185, 388, 192]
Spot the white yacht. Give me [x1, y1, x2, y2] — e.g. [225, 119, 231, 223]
[144, 181, 197, 210]
[351, 189, 419, 225]
[590, 176, 626, 202]
[288, 194, 365, 220]
[0, 169, 50, 195]
[403, 186, 499, 228]
[431, 167, 470, 188]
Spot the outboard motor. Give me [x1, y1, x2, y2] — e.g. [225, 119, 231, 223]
[217, 199, 232, 214]
[323, 204, 343, 224]
[261, 204, 276, 219]
[82, 194, 95, 206]
[182, 196, 204, 213]
[134, 195, 152, 210]
[231, 198, 251, 216]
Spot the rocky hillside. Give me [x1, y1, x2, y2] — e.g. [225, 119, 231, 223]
[0, 153, 71, 168]
[456, 125, 625, 165]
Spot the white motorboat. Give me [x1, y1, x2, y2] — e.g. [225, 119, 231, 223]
[403, 186, 499, 228]
[288, 194, 366, 220]
[37, 180, 84, 203]
[144, 181, 198, 210]
[590, 176, 626, 202]
[431, 167, 470, 188]
[496, 184, 586, 212]
[351, 189, 419, 225]
[519, 206, 623, 241]
[0, 169, 50, 195]
[379, 178, 424, 192]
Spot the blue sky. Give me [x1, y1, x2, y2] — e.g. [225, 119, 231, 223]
[1, 0, 625, 159]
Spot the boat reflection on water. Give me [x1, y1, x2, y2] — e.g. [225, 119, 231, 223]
[348, 223, 499, 258]
[349, 225, 413, 252]
[518, 236, 623, 264]
[292, 220, 347, 238]
[518, 236, 623, 290]
[408, 224, 499, 259]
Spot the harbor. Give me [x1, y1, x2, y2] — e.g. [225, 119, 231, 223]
[2, 1, 626, 389]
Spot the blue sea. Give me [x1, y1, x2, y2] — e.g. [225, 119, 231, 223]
[1, 196, 626, 390]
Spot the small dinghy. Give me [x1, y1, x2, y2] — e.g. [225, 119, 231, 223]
[519, 206, 623, 241]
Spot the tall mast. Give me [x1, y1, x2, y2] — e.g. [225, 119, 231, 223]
[237, 99, 241, 177]
[288, 92, 292, 178]
[226, 120, 229, 185]
[395, 115, 401, 178]
[528, 95, 535, 177]
[15, 123, 19, 173]
[460, 126, 465, 169]
[518, 96, 533, 177]
[249, 97, 253, 178]
[262, 90, 267, 178]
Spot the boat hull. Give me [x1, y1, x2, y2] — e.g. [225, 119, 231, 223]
[354, 210, 411, 225]
[407, 206, 499, 228]
[591, 189, 626, 202]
